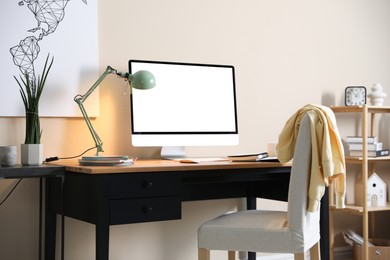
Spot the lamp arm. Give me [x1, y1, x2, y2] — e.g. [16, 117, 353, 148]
[77, 66, 117, 102]
[74, 66, 120, 155]
[73, 65, 155, 156]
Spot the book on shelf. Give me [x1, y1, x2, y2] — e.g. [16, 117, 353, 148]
[228, 152, 268, 162]
[348, 149, 389, 157]
[345, 136, 378, 144]
[346, 142, 383, 151]
[79, 155, 134, 166]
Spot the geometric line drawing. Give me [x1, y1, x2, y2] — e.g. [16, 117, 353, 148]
[10, 0, 87, 88]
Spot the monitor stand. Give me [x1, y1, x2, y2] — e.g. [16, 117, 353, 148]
[160, 146, 230, 163]
[161, 146, 186, 159]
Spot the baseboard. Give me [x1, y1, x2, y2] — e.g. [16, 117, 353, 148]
[251, 246, 352, 260]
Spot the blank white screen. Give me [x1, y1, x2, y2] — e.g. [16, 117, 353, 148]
[130, 60, 238, 145]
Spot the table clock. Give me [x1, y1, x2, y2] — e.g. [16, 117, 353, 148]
[345, 86, 366, 106]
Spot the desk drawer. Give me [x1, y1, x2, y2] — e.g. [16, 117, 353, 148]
[110, 196, 181, 224]
[110, 173, 180, 199]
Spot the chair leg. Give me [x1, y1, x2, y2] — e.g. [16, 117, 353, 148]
[228, 251, 235, 260]
[199, 248, 210, 260]
[294, 242, 321, 260]
[309, 242, 321, 260]
[294, 253, 306, 260]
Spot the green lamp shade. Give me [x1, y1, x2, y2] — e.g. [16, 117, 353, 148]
[130, 70, 156, 90]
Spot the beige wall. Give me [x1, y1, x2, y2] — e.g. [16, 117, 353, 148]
[1, 0, 390, 259]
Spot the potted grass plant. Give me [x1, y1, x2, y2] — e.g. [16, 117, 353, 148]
[14, 54, 54, 165]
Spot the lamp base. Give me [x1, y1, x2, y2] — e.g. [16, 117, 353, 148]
[82, 155, 129, 161]
[79, 155, 134, 166]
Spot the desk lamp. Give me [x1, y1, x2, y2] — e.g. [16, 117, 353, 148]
[74, 66, 156, 156]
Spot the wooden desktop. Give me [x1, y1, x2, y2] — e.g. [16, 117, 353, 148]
[45, 159, 329, 260]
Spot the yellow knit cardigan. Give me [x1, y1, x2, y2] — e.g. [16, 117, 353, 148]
[277, 104, 346, 212]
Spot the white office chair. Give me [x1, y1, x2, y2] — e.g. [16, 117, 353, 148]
[198, 114, 321, 260]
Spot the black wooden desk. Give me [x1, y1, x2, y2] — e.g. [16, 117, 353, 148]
[46, 160, 329, 260]
[0, 164, 65, 260]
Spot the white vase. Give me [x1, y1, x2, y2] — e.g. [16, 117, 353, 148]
[368, 83, 387, 106]
[21, 144, 43, 166]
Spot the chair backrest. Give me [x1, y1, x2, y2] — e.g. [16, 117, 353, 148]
[287, 114, 320, 251]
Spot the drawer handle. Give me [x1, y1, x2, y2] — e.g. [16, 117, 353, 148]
[143, 181, 153, 189]
[143, 206, 153, 214]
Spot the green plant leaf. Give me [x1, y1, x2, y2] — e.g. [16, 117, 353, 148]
[13, 54, 54, 144]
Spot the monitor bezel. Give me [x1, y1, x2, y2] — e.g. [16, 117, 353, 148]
[129, 59, 239, 148]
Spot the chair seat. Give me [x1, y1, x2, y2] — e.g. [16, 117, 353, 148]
[199, 209, 319, 254]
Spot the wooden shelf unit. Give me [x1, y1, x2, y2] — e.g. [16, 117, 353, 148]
[345, 156, 390, 163]
[330, 202, 390, 215]
[329, 105, 390, 260]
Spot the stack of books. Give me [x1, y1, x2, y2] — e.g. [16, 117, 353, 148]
[344, 136, 389, 157]
[78, 155, 134, 166]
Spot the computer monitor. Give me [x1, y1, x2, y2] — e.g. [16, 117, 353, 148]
[129, 60, 239, 158]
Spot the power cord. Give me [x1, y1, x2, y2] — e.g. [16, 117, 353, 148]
[44, 146, 97, 163]
[0, 178, 23, 206]
[0, 146, 96, 207]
